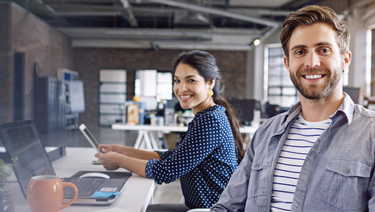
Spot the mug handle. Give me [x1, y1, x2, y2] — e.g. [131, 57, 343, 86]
[60, 182, 78, 210]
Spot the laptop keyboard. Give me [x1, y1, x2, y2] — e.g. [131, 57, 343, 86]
[62, 178, 105, 197]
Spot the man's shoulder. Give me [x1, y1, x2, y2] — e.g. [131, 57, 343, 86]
[353, 104, 375, 119]
[347, 105, 375, 132]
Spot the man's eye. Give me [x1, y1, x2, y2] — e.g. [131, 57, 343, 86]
[320, 48, 330, 53]
[188, 79, 195, 82]
[295, 50, 304, 55]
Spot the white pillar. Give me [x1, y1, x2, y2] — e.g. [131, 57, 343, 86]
[347, 8, 370, 96]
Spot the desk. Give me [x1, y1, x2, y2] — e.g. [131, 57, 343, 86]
[112, 124, 258, 150]
[9, 147, 155, 212]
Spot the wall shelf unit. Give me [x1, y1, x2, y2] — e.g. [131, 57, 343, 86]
[99, 69, 127, 126]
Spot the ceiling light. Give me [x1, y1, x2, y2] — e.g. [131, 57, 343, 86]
[253, 39, 260, 46]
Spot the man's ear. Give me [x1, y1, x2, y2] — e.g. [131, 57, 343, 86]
[342, 51, 352, 70]
[283, 56, 290, 71]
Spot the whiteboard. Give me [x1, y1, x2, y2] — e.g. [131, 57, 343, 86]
[69, 80, 85, 113]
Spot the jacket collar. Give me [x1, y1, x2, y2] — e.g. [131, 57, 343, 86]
[282, 92, 355, 126]
[334, 92, 354, 124]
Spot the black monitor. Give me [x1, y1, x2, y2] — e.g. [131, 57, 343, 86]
[265, 103, 290, 118]
[228, 99, 260, 126]
[0, 120, 66, 163]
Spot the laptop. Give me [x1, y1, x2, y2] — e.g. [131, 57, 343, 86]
[0, 120, 131, 205]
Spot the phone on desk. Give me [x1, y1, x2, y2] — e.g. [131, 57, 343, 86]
[79, 124, 105, 153]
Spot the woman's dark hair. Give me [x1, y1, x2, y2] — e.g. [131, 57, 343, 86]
[172, 50, 244, 162]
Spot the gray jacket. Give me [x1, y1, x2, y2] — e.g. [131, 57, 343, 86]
[211, 94, 375, 212]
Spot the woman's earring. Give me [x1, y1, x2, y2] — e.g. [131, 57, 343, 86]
[208, 87, 214, 96]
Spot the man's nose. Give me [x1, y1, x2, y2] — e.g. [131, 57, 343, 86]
[305, 52, 321, 68]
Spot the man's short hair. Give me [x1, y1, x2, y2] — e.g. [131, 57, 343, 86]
[280, 5, 350, 59]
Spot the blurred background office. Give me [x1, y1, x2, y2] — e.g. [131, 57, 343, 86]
[1, 0, 375, 204]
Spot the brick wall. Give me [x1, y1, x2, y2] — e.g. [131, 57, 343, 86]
[73, 48, 247, 126]
[1, 2, 248, 127]
[0, 3, 74, 123]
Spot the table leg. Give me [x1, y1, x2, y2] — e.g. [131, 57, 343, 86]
[143, 131, 153, 150]
[148, 131, 160, 149]
[134, 131, 145, 149]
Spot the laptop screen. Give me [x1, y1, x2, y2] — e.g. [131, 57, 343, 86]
[0, 120, 55, 198]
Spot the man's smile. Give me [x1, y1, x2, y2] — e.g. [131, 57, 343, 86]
[303, 74, 325, 79]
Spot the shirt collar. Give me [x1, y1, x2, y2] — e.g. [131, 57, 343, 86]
[282, 92, 355, 126]
[282, 102, 302, 126]
[333, 92, 355, 124]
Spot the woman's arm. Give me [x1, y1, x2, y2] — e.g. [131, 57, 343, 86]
[95, 151, 149, 177]
[94, 144, 162, 177]
[99, 144, 161, 160]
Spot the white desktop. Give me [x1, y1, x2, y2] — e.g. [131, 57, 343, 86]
[7, 147, 155, 212]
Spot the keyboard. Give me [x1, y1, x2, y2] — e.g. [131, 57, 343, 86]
[62, 178, 105, 197]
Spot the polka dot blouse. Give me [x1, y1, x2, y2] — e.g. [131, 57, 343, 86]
[145, 105, 238, 209]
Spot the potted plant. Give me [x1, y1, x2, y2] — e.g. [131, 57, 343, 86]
[0, 157, 18, 212]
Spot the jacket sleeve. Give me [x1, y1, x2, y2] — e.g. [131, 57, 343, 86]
[210, 129, 258, 211]
[367, 135, 375, 210]
[368, 171, 375, 211]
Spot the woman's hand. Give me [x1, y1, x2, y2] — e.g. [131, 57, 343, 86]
[98, 144, 131, 156]
[95, 151, 148, 177]
[95, 151, 124, 170]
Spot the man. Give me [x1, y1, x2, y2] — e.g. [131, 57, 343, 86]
[211, 5, 375, 212]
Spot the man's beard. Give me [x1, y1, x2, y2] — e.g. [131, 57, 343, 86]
[290, 68, 341, 100]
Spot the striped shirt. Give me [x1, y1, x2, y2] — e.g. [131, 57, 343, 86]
[271, 114, 331, 212]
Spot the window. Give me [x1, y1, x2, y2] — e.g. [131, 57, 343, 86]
[157, 72, 173, 101]
[135, 70, 157, 97]
[265, 45, 298, 107]
[135, 70, 173, 108]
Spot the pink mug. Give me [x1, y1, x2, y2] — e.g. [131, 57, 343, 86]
[27, 175, 78, 212]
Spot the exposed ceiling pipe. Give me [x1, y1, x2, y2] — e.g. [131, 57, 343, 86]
[72, 39, 254, 51]
[113, 0, 139, 27]
[59, 27, 262, 37]
[29, 0, 71, 26]
[50, 4, 292, 17]
[145, 0, 280, 28]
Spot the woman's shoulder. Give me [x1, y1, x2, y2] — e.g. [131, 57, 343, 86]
[191, 105, 228, 127]
[196, 105, 225, 117]
[193, 105, 225, 121]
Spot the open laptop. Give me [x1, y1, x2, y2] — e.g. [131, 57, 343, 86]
[0, 120, 131, 205]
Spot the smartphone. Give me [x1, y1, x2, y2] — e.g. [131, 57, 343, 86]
[92, 160, 102, 165]
[79, 124, 104, 153]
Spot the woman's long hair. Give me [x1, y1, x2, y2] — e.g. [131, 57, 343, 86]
[172, 50, 244, 163]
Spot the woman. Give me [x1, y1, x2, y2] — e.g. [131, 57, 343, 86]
[95, 50, 244, 210]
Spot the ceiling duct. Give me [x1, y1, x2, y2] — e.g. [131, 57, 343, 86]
[174, 11, 210, 28]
